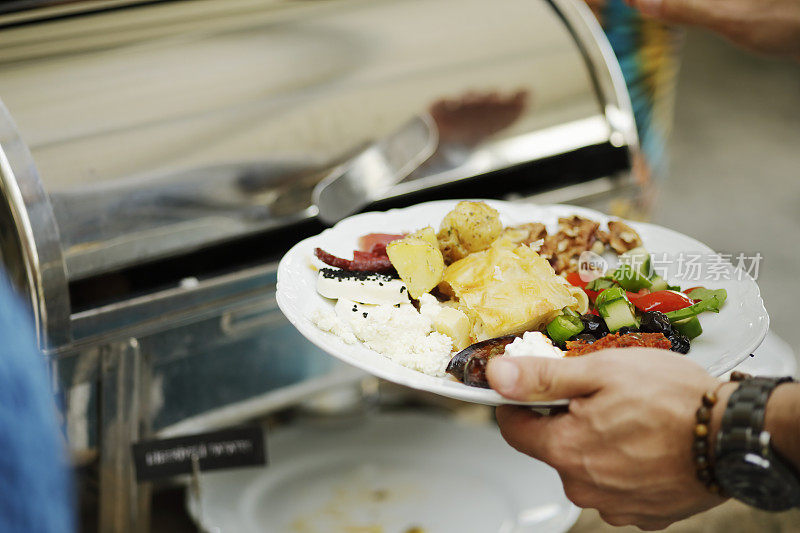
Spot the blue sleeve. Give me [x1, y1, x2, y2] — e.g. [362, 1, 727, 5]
[0, 273, 74, 533]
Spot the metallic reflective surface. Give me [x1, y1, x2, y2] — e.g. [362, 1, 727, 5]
[0, 99, 70, 349]
[0, 0, 634, 282]
[313, 113, 439, 224]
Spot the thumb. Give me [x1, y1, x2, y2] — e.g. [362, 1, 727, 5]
[628, 0, 719, 27]
[487, 356, 602, 402]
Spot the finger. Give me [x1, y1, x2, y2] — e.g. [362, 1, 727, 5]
[495, 405, 564, 464]
[628, 0, 724, 28]
[487, 356, 602, 402]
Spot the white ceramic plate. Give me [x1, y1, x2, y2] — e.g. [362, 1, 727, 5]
[277, 200, 769, 406]
[187, 412, 581, 533]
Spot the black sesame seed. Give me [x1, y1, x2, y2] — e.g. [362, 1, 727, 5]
[319, 268, 398, 282]
[362, 312, 368, 318]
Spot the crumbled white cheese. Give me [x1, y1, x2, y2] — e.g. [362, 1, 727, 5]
[417, 293, 443, 319]
[314, 296, 454, 377]
[311, 308, 358, 344]
[350, 304, 453, 377]
[503, 331, 564, 359]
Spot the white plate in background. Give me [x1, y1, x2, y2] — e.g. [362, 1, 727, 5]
[187, 412, 581, 533]
[277, 200, 770, 406]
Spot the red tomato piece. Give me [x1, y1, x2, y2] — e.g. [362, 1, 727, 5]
[584, 289, 600, 304]
[683, 287, 706, 302]
[565, 272, 588, 288]
[630, 290, 695, 313]
[564, 272, 601, 303]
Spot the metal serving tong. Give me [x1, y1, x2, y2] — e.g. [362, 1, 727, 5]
[312, 113, 438, 225]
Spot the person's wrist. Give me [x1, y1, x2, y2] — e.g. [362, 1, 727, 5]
[764, 382, 800, 470]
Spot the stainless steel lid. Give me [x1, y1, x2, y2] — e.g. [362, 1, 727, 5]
[0, 0, 637, 348]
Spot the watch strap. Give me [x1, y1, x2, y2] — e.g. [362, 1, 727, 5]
[716, 376, 795, 457]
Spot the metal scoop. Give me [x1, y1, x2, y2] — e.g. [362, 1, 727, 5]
[312, 113, 438, 225]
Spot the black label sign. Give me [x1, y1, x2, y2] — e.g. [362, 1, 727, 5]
[132, 426, 266, 482]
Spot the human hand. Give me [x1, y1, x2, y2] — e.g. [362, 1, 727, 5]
[488, 348, 733, 530]
[625, 0, 800, 58]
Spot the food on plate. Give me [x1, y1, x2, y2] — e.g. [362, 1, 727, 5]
[419, 294, 472, 351]
[311, 296, 454, 376]
[604, 220, 644, 254]
[385, 227, 445, 299]
[308, 200, 727, 387]
[446, 335, 517, 388]
[540, 215, 602, 274]
[440, 238, 586, 341]
[357, 233, 405, 255]
[446, 331, 565, 388]
[316, 268, 407, 305]
[553, 250, 728, 359]
[502, 222, 548, 246]
[437, 201, 503, 264]
[565, 331, 672, 356]
[314, 247, 394, 272]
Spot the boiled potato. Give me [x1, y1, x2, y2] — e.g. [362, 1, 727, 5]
[431, 307, 471, 351]
[437, 201, 503, 264]
[386, 236, 445, 299]
[410, 226, 438, 249]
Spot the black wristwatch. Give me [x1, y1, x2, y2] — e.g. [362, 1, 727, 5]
[714, 376, 800, 511]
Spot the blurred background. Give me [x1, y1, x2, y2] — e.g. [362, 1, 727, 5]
[654, 28, 800, 367]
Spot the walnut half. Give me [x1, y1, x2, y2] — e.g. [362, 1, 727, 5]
[605, 220, 643, 254]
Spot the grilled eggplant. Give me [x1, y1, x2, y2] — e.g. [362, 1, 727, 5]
[446, 335, 517, 388]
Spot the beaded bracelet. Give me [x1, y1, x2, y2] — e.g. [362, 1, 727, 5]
[693, 370, 751, 494]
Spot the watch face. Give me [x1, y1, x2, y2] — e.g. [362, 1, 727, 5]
[716, 453, 800, 511]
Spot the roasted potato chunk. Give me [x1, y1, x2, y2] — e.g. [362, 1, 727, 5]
[386, 236, 445, 299]
[437, 201, 503, 264]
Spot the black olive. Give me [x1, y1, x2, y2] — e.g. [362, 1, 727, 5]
[580, 314, 609, 338]
[573, 333, 596, 344]
[640, 311, 674, 336]
[668, 333, 691, 354]
[617, 326, 640, 336]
